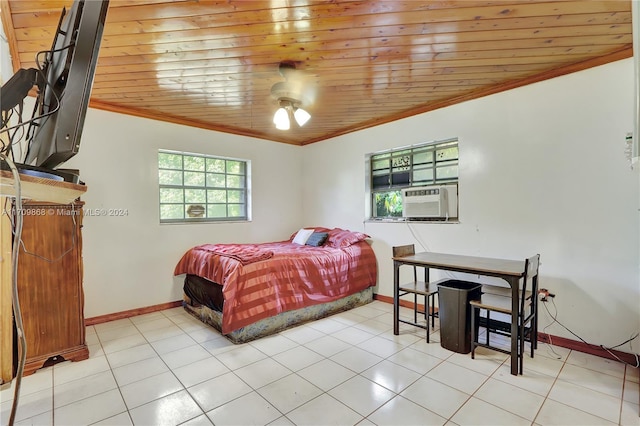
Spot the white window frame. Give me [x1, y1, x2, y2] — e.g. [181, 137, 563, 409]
[158, 149, 251, 223]
[365, 138, 459, 220]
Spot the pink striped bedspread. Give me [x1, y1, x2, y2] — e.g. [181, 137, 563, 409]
[174, 240, 377, 334]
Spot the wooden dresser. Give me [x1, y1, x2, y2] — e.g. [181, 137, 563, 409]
[0, 171, 88, 384]
[16, 201, 89, 375]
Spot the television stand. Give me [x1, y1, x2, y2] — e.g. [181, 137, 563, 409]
[0, 159, 81, 184]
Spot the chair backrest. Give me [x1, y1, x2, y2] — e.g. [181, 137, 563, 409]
[393, 244, 418, 282]
[520, 254, 540, 312]
[392, 244, 415, 258]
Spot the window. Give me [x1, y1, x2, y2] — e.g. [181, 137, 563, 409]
[158, 150, 250, 223]
[368, 138, 458, 218]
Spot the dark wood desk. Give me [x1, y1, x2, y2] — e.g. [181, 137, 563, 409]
[393, 251, 527, 376]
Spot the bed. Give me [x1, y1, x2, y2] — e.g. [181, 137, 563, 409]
[173, 227, 378, 343]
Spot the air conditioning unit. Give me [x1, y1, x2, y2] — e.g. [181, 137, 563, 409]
[402, 184, 458, 219]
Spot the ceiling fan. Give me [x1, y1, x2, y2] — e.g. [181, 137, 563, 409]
[270, 61, 315, 130]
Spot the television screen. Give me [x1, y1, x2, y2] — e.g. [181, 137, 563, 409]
[23, 0, 109, 171]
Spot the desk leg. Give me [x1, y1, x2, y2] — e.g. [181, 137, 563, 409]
[509, 277, 519, 376]
[393, 260, 400, 335]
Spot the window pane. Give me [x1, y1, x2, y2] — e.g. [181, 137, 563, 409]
[372, 174, 390, 189]
[413, 149, 433, 165]
[207, 173, 226, 187]
[183, 155, 205, 171]
[391, 155, 410, 170]
[228, 190, 244, 203]
[160, 204, 183, 220]
[207, 190, 226, 203]
[226, 160, 244, 174]
[373, 191, 402, 217]
[158, 153, 182, 170]
[228, 204, 245, 217]
[436, 165, 458, 180]
[206, 158, 225, 173]
[436, 145, 458, 162]
[413, 168, 434, 183]
[185, 189, 206, 203]
[390, 172, 410, 187]
[207, 204, 227, 218]
[158, 170, 183, 185]
[160, 188, 183, 203]
[184, 171, 205, 186]
[372, 159, 389, 170]
[227, 175, 244, 188]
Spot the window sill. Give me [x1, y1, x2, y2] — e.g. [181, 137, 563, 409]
[365, 218, 460, 224]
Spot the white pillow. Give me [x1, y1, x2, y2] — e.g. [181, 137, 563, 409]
[292, 228, 314, 245]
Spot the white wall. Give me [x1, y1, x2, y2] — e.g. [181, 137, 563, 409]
[301, 59, 640, 350]
[63, 110, 304, 317]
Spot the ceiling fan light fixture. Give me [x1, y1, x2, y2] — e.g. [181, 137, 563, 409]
[273, 106, 290, 130]
[294, 107, 311, 126]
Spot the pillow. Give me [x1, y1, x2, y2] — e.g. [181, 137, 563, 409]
[292, 228, 315, 245]
[325, 228, 370, 248]
[288, 227, 331, 241]
[305, 232, 329, 247]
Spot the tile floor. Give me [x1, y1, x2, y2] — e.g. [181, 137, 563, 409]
[1, 300, 639, 426]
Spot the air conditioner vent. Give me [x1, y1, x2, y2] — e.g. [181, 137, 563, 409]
[402, 184, 458, 219]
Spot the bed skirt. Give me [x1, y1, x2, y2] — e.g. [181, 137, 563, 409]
[182, 287, 374, 344]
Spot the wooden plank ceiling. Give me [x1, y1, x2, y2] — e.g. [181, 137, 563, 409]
[1, 0, 633, 145]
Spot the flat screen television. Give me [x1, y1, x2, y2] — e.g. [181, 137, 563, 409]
[0, 0, 109, 182]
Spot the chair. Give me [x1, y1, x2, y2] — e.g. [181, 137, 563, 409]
[392, 244, 439, 342]
[470, 254, 540, 374]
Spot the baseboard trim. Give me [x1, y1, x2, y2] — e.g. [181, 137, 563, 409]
[85, 300, 183, 326]
[537, 333, 639, 366]
[373, 293, 639, 366]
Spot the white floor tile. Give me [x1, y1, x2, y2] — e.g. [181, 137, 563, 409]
[112, 356, 169, 387]
[474, 377, 545, 420]
[286, 393, 363, 426]
[172, 356, 230, 388]
[13, 305, 634, 426]
[547, 379, 622, 423]
[215, 344, 268, 370]
[271, 345, 325, 372]
[53, 370, 117, 408]
[557, 362, 624, 399]
[129, 389, 203, 426]
[187, 372, 252, 412]
[400, 375, 469, 419]
[535, 398, 618, 425]
[425, 361, 489, 395]
[160, 344, 211, 370]
[328, 375, 395, 416]
[206, 391, 282, 425]
[120, 371, 184, 409]
[367, 395, 447, 426]
[297, 358, 356, 391]
[53, 356, 111, 386]
[451, 396, 531, 425]
[249, 334, 299, 356]
[329, 346, 383, 373]
[257, 373, 323, 414]
[361, 359, 422, 393]
[53, 388, 127, 426]
[105, 343, 157, 369]
[234, 357, 292, 389]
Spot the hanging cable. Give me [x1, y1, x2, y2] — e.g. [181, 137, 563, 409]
[2, 153, 27, 426]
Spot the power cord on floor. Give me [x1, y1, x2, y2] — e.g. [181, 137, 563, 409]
[541, 296, 639, 368]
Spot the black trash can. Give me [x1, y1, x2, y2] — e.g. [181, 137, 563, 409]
[438, 280, 482, 354]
